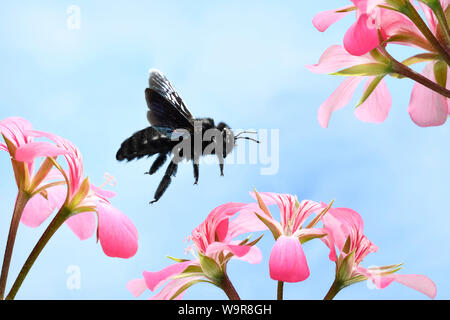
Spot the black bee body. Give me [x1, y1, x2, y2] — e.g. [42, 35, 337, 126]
[116, 69, 257, 204]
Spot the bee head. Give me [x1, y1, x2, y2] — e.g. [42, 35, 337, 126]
[216, 122, 235, 158]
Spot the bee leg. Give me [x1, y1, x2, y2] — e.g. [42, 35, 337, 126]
[217, 154, 225, 176]
[193, 163, 199, 185]
[150, 160, 178, 204]
[145, 153, 168, 175]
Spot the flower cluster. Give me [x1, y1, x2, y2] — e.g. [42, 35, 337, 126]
[309, 0, 450, 128]
[128, 191, 436, 300]
[127, 203, 264, 300]
[0, 117, 138, 299]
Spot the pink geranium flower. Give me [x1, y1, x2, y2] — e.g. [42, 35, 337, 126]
[404, 2, 450, 127]
[311, 1, 450, 128]
[313, 0, 421, 55]
[0, 117, 71, 299]
[249, 191, 331, 283]
[0, 117, 69, 210]
[127, 203, 263, 300]
[322, 205, 437, 299]
[313, 0, 386, 56]
[14, 129, 138, 259]
[307, 45, 392, 128]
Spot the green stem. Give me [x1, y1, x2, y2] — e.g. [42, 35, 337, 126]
[220, 273, 240, 300]
[277, 281, 284, 300]
[433, 3, 450, 46]
[379, 47, 450, 98]
[323, 279, 343, 300]
[5, 210, 67, 300]
[392, 57, 450, 97]
[0, 190, 30, 300]
[404, 1, 450, 66]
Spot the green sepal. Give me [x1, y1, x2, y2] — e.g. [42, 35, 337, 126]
[434, 60, 448, 88]
[385, 0, 411, 13]
[402, 53, 439, 66]
[355, 76, 384, 108]
[222, 234, 264, 263]
[342, 236, 352, 255]
[166, 256, 191, 263]
[337, 250, 356, 282]
[306, 200, 334, 229]
[2, 133, 28, 189]
[332, 63, 390, 77]
[417, 0, 441, 10]
[336, 6, 357, 13]
[172, 265, 204, 280]
[28, 157, 55, 192]
[68, 176, 91, 210]
[198, 252, 224, 284]
[181, 265, 203, 274]
[299, 232, 327, 245]
[254, 189, 273, 219]
[254, 211, 281, 241]
[342, 274, 368, 288]
[170, 279, 214, 300]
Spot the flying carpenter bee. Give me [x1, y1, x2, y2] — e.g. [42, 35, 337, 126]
[116, 69, 259, 204]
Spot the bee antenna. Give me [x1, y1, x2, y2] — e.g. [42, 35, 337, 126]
[235, 137, 260, 144]
[235, 131, 258, 138]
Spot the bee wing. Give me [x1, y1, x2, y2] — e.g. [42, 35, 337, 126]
[146, 69, 194, 135]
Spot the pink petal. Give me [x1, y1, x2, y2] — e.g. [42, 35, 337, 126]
[21, 185, 66, 228]
[312, 6, 353, 32]
[0, 117, 33, 147]
[322, 206, 369, 258]
[149, 277, 202, 300]
[291, 200, 322, 231]
[306, 45, 374, 74]
[249, 192, 292, 228]
[235, 245, 262, 264]
[21, 193, 54, 228]
[65, 211, 97, 240]
[392, 274, 437, 299]
[357, 267, 437, 299]
[215, 219, 229, 242]
[143, 261, 192, 291]
[318, 77, 364, 128]
[354, 78, 392, 123]
[294, 227, 328, 239]
[321, 232, 338, 262]
[344, 13, 380, 56]
[90, 184, 116, 199]
[249, 191, 278, 206]
[249, 192, 320, 231]
[269, 235, 310, 283]
[25, 130, 84, 197]
[127, 278, 148, 297]
[206, 242, 252, 258]
[419, 2, 438, 33]
[97, 203, 138, 258]
[0, 143, 7, 151]
[14, 141, 69, 163]
[350, 0, 368, 9]
[408, 63, 448, 127]
[358, 267, 395, 289]
[228, 205, 268, 239]
[191, 202, 248, 251]
[380, 8, 423, 46]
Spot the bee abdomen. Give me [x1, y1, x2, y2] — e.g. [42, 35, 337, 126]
[116, 127, 170, 161]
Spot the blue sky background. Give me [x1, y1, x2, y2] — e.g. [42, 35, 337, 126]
[0, 0, 449, 300]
